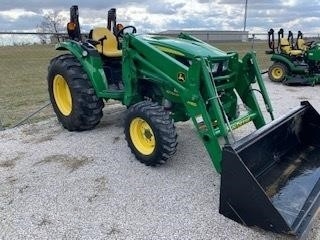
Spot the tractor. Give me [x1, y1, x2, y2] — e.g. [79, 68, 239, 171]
[47, 6, 320, 238]
[267, 28, 320, 85]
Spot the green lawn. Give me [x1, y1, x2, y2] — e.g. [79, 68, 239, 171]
[0, 44, 59, 128]
[0, 41, 271, 129]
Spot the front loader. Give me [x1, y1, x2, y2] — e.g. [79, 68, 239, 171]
[47, 6, 320, 238]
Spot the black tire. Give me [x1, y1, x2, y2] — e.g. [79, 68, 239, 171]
[124, 101, 177, 166]
[47, 54, 104, 131]
[268, 62, 288, 82]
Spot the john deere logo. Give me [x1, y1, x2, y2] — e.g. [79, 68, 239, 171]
[177, 72, 186, 82]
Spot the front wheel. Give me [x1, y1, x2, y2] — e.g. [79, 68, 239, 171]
[48, 54, 104, 131]
[268, 62, 288, 82]
[124, 101, 177, 166]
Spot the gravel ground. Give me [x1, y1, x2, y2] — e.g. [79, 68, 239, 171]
[0, 76, 320, 240]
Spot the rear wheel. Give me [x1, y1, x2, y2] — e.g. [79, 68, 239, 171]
[268, 62, 287, 82]
[124, 101, 177, 166]
[48, 54, 104, 131]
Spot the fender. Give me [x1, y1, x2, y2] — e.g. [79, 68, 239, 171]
[56, 40, 108, 97]
[270, 54, 305, 73]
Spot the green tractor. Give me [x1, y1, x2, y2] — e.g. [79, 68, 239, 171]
[267, 28, 320, 85]
[48, 6, 320, 238]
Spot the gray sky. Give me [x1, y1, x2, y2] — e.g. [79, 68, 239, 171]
[0, 0, 320, 35]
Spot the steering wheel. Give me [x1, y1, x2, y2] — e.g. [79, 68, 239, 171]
[115, 25, 137, 38]
[305, 41, 315, 48]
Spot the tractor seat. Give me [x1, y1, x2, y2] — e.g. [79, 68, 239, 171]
[91, 27, 122, 57]
[297, 38, 308, 51]
[280, 38, 303, 56]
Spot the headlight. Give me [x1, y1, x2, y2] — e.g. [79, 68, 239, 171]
[210, 61, 228, 74]
[222, 60, 229, 71]
[211, 63, 219, 73]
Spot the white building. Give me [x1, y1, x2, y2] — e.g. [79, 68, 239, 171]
[159, 30, 249, 42]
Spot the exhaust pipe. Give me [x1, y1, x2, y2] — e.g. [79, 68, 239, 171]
[220, 101, 320, 238]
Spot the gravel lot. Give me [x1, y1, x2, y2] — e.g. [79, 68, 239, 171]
[0, 76, 320, 240]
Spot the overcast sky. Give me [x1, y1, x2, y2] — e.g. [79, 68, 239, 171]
[1, 0, 320, 35]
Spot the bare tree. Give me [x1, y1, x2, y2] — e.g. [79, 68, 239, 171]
[37, 10, 67, 44]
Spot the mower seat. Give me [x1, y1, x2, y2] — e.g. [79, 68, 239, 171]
[91, 27, 122, 57]
[280, 38, 303, 56]
[297, 38, 308, 51]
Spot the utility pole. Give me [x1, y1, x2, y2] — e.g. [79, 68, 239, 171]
[243, 0, 248, 31]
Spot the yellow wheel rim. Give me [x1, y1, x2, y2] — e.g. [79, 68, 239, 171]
[129, 117, 155, 155]
[53, 74, 72, 116]
[271, 67, 284, 80]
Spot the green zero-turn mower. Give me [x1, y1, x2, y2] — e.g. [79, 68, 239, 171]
[48, 6, 320, 238]
[267, 28, 320, 85]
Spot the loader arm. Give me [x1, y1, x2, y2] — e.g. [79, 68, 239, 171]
[122, 34, 271, 172]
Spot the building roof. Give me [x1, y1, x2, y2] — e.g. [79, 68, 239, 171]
[159, 30, 249, 34]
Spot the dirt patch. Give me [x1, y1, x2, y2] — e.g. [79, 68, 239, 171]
[113, 136, 120, 144]
[6, 176, 18, 184]
[0, 153, 25, 169]
[34, 154, 93, 173]
[286, 88, 299, 92]
[0, 160, 16, 168]
[21, 123, 63, 144]
[94, 176, 107, 192]
[87, 176, 108, 203]
[18, 185, 30, 194]
[106, 226, 121, 236]
[297, 96, 309, 100]
[31, 214, 52, 227]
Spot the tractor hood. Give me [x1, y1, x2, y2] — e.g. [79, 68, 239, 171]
[137, 34, 228, 59]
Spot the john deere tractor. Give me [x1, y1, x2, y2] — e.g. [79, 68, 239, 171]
[267, 28, 320, 85]
[47, 6, 320, 238]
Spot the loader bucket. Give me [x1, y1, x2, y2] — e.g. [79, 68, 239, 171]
[219, 101, 320, 238]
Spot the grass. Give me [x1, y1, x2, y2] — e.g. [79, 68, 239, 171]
[0, 41, 271, 128]
[0, 44, 60, 128]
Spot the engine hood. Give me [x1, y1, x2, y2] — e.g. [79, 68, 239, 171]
[137, 34, 228, 59]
